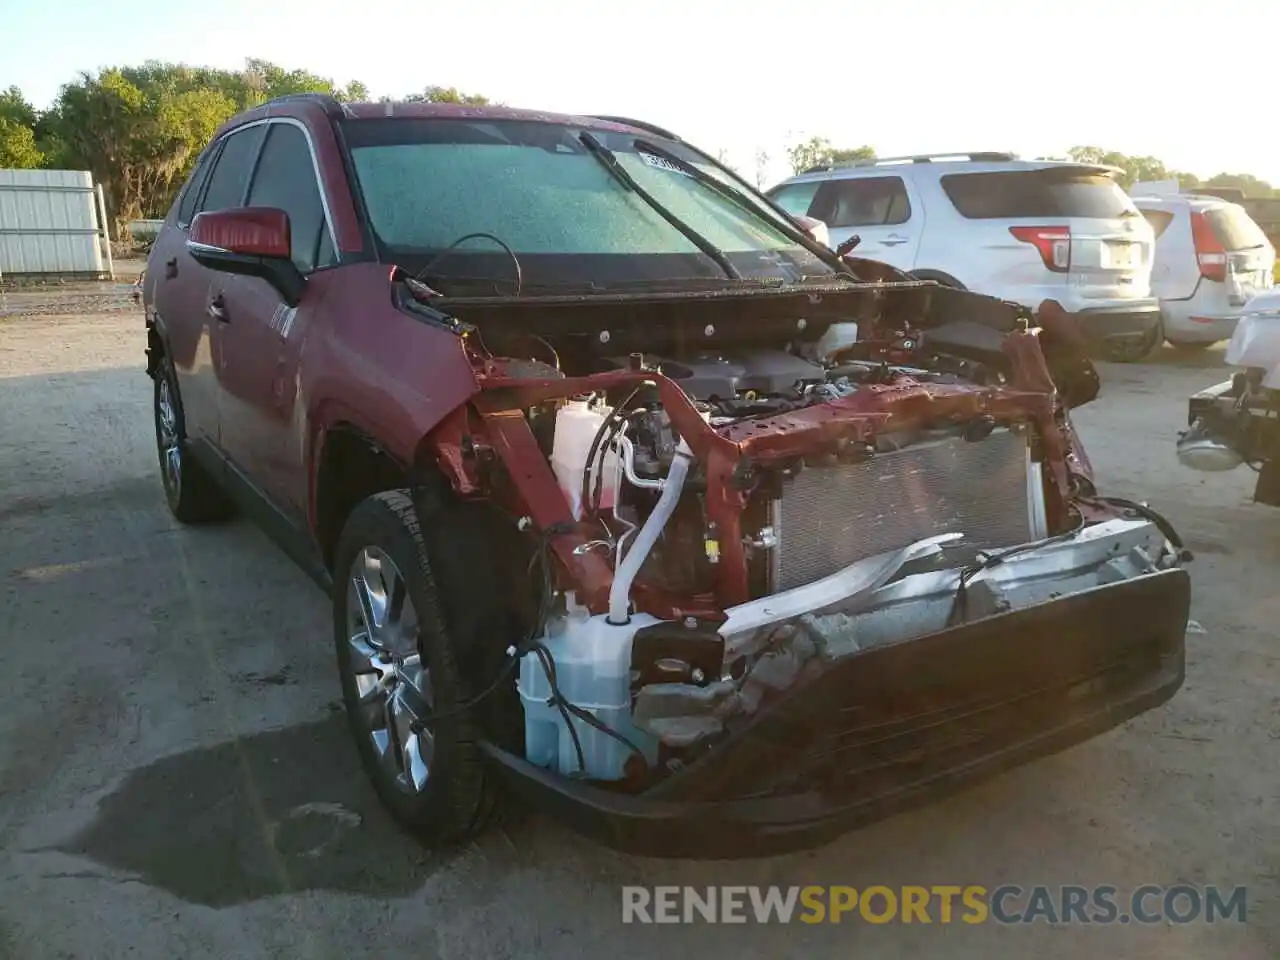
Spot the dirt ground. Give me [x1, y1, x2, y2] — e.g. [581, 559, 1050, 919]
[0, 276, 1276, 959]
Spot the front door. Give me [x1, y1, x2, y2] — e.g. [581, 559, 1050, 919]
[215, 120, 337, 520]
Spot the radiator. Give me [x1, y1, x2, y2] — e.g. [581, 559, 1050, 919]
[772, 429, 1038, 592]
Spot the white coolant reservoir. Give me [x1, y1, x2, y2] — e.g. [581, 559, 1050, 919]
[519, 604, 662, 780]
[552, 400, 620, 519]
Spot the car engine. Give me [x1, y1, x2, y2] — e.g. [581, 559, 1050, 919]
[512, 329, 1080, 785]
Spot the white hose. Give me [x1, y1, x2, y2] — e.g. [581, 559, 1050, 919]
[607, 438, 694, 624]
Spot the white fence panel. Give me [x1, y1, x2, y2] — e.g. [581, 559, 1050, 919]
[0, 169, 109, 279]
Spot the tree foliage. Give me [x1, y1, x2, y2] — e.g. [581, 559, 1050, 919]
[1, 61, 490, 230]
[403, 85, 491, 105]
[0, 118, 44, 168]
[786, 136, 876, 174]
[0, 86, 44, 168]
[1063, 146, 1204, 190]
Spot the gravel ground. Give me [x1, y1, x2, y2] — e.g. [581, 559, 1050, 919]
[0, 291, 1275, 959]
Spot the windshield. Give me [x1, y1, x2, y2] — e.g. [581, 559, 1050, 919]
[342, 118, 829, 290]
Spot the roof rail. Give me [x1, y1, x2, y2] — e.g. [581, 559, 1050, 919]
[260, 92, 345, 117]
[1188, 186, 1247, 203]
[588, 115, 681, 141]
[812, 151, 1017, 172]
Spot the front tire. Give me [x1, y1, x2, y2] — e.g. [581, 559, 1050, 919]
[153, 356, 232, 523]
[333, 491, 501, 846]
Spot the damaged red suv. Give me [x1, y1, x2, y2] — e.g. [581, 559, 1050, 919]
[143, 94, 1191, 856]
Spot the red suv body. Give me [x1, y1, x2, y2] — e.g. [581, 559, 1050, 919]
[143, 95, 1190, 857]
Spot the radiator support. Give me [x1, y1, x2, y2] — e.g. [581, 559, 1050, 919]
[770, 428, 1041, 593]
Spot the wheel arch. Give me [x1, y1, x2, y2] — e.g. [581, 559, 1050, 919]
[312, 422, 414, 570]
[145, 310, 172, 380]
[909, 268, 967, 289]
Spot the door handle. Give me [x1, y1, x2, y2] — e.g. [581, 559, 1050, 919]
[165, 257, 178, 279]
[880, 235, 909, 246]
[207, 294, 228, 322]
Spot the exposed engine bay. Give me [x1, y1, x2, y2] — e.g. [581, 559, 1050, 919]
[418, 277, 1187, 791]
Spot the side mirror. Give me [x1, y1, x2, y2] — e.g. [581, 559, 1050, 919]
[792, 214, 831, 249]
[187, 207, 305, 306]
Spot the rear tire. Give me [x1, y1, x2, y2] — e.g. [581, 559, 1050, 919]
[1102, 324, 1161, 363]
[333, 491, 505, 847]
[153, 355, 232, 523]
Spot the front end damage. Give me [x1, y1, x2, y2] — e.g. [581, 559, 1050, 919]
[414, 277, 1190, 855]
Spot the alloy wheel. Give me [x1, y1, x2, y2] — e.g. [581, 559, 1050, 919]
[156, 377, 182, 494]
[345, 546, 436, 793]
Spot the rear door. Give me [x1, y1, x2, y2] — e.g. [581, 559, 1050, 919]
[149, 146, 219, 442]
[807, 175, 921, 268]
[938, 166, 1153, 305]
[149, 126, 264, 448]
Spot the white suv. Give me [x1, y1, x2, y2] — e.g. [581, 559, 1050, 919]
[1130, 183, 1275, 349]
[765, 153, 1161, 361]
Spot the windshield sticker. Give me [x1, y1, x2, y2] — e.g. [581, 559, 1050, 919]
[639, 152, 693, 177]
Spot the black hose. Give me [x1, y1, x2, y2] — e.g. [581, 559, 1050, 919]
[411, 525, 558, 725]
[1092, 496, 1191, 557]
[580, 386, 643, 521]
[945, 530, 1083, 628]
[415, 231, 523, 296]
[532, 643, 587, 774]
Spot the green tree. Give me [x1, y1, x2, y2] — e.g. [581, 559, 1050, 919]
[0, 86, 44, 168]
[0, 117, 44, 168]
[786, 136, 875, 174]
[404, 85, 492, 105]
[0, 86, 38, 128]
[49, 68, 237, 227]
[41, 60, 375, 226]
[1066, 145, 1270, 195]
[338, 80, 370, 101]
[1204, 171, 1274, 197]
[830, 145, 876, 164]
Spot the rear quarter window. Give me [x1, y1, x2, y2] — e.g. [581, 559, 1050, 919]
[199, 126, 265, 215]
[175, 148, 217, 227]
[1140, 208, 1174, 238]
[1205, 205, 1269, 251]
[941, 169, 1135, 220]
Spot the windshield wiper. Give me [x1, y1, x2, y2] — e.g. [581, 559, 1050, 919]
[632, 138, 825, 254]
[578, 131, 740, 280]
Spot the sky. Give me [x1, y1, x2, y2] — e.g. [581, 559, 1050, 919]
[3, 0, 1277, 188]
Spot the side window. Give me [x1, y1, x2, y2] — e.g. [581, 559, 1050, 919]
[765, 181, 822, 218]
[1140, 209, 1174, 239]
[247, 123, 333, 273]
[814, 177, 912, 228]
[199, 127, 264, 215]
[176, 147, 217, 227]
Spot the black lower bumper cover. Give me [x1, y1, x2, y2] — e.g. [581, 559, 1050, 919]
[483, 568, 1189, 858]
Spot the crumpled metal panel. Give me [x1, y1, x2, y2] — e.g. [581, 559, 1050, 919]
[775, 430, 1033, 591]
[0, 168, 105, 277]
